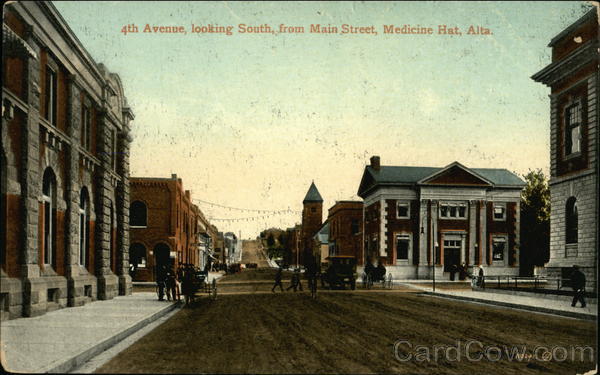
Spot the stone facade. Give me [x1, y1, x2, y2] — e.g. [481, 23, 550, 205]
[357, 157, 524, 280]
[532, 10, 598, 291]
[129, 175, 209, 281]
[1, 2, 134, 320]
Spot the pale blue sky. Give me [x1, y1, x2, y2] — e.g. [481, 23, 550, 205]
[53, 1, 592, 237]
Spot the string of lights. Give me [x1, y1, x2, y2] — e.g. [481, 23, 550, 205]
[194, 198, 302, 215]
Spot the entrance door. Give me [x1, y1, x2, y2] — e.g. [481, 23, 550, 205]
[154, 243, 170, 280]
[443, 239, 461, 272]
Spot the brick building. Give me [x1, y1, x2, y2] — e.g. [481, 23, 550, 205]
[532, 9, 598, 291]
[300, 182, 324, 266]
[1, 2, 134, 320]
[357, 157, 525, 279]
[129, 174, 204, 281]
[327, 201, 363, 263]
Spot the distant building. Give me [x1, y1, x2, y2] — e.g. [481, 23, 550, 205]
[357, 156, 525, 279]
[129, 174, 202, 281]
[532, 9, 598, 291]
[327, 201, 363, 263]
[1, 2, 134, 319]
[300, 182, 324, 266]
[312, 222, 330, 268]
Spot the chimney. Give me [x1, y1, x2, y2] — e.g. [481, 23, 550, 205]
[185, 190, 190, 199]
[171, 173, 177, 179]
[370, 155, 380, 171]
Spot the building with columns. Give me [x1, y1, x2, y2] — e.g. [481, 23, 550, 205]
[532, 9, 598, 291]
[357, 156, 525, 279]
[1, 2, 134, 320]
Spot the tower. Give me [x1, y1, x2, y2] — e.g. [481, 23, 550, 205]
[301, 182, 323, 266]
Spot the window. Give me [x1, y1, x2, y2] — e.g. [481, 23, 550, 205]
[79, 188, 90, 267]
[82, 105, 91, 151]
[443, 240, 461, 248]
[45, 66, 57, 125]
[311, 207, 316, 213]
[439, 202, 467, 219]
[397, 202, 410, 219]
[566, 197, 578, 244]
[42, 168, 56, 266]
[130, 201, 147, 227]
[492, 237, 506, 261]
[350, 219, 359, 235]
[493, 204, 506, 221]
[396, 234, 410, 260]
[109, 129, 117, 171]
[129, 243, 147, 268]
[565, 101, 582, 156]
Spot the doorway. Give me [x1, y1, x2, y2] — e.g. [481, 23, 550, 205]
[443, 239, 461, 272]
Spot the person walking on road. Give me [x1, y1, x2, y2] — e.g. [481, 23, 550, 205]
[570, 265, 587, 308]
[271, 267, 284, 292]
[286, 269, 303, 292]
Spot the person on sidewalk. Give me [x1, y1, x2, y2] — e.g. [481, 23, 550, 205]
[459, 262, 467, 281]
[570, 265, 587, 308]
[165, 267, 177, 302]
[272, 267, 284, 292]
[286, 269, 303, 292]
[156, 265, 167, 301]
[477, 265, 485, 288]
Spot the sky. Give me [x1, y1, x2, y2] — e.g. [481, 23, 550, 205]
[53, 1, 593, 239]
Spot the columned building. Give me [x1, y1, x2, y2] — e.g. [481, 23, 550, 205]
[1, 2, 134, 320]
[532, 9, 598, 291]
[357, 157, 525, 279]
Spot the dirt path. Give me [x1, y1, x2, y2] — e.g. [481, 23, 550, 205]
[100, 270, 596, 374]
[241, 239, 270, 267]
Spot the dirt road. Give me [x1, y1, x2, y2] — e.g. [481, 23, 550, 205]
[99, 271, 596, 374]
[241, 239, 270, 267]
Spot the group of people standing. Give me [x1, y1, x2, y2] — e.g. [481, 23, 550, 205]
[156, 263, 199, 306]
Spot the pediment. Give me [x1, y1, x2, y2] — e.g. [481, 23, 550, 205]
[419, 163, 492, 186]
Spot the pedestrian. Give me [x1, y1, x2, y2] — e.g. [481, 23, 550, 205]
[271, 267, 284, 292]
[477, 265, 485, 288]
[181, 264, 195, 306]
[286, 269, 303, 292]
[165, 267, 177, 302]
[449, 263, 457, 281]
[459, 262, 467, 281]
[570, 265, 587, 308]
[156, 265, 167, 301]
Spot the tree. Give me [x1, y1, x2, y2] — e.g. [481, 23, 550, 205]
[266, 233, 275, 247]
[520, 169, 550, 276]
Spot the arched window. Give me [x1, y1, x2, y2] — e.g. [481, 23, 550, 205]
[79, 188, 90, 267]
[130, 200, 147, 227]
[42, 168, 57, 266]
[566, 197, 578, 244]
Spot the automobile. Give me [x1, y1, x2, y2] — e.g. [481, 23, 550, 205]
[321, 256, 357, 290]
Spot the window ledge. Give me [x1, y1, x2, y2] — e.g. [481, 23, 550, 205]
[130, 225, 147, 229]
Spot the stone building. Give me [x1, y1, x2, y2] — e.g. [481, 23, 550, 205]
[327, 201, 363, 263]
[1, 2, 134, 320]
[357, 156, 525, 279]
[532, 9, 598, 291]
[129, 174, 203, 281]
[300, 182, 324, 266]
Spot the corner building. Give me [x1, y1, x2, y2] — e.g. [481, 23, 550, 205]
[1, 2, 134, 319]
[357, 157, 525, 279]
[532, 10, 598, 291]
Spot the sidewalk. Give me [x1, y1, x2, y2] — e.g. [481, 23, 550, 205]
[406, 283, 597, 320]
[0, 292, 179, 373]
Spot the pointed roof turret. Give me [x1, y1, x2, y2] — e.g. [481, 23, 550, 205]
[303, 181, 323, 204]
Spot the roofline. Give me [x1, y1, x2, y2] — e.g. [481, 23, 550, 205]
[417, 161, 494, 186]
[548, 8, 596, 47]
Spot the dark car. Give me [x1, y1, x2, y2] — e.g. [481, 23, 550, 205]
[321, 256, 357, 290]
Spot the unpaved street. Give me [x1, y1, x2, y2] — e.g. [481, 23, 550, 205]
[241, 240, 270, 268]
[97, 269, 596, 374]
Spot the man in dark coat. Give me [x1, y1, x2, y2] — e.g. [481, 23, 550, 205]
[156, 265, 167, 301]
[271, 267, 284, 292]
[570, 265, 587, 308]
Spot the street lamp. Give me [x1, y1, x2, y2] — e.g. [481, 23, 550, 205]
[433, 241, 439, 292]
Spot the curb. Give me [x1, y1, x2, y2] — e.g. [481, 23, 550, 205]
[43, 301, 181, 373]
[420, 291, 596, 321]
